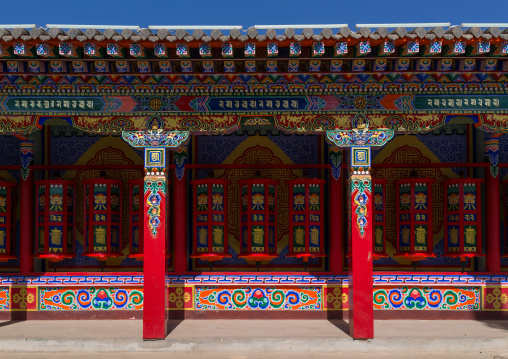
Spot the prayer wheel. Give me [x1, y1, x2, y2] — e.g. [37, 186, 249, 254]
[128, 179, 144, 259]
[395, 177, 436, 261]
[0, 182, 16, 260]
[444, 178, 484, 259]
[35, 179, 75, 261]
[239, 178, 278, 261]
[190, 178, 230, 262]
[287, 178, 326, 261]
[83, 175, 122, 260]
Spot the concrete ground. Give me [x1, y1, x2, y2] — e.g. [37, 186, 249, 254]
[0, 319, 507, 356]
[1, 353, 506, 359]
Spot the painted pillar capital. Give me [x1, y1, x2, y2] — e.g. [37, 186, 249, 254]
[325, 114, 394, 148]
[328, 146, 342, 181]
[484, 135, 500, 179]
[20, 140, 34, 181]
[174, 145, 188, 181]
[121, 129, 190, 149]
[121, 116, 190, 177]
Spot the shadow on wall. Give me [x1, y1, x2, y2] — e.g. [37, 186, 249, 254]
[475, 283, 508, 330]
[9, 281, 33, 321]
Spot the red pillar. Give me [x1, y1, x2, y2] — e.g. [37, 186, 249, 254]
[20, 141, 34, 275]
[143, 176, 168, 339]
[348, 172, 374, 339]
[173, 147, 188, 274]
[329, 147, 343, 274]
[485, 138, 500, 274]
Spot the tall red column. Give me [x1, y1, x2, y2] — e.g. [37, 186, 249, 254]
[484, 138, 500, 274]
[329, 147, 343, 274]
[173, 147, 188, 274]
[348, 170, 374, 339]
[20, 141, 34, 275]
[122, 124, 190, 340]
[143, 175, 168, 339]
[327, 114, 393, 340]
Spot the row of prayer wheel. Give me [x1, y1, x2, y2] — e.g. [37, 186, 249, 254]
[0, 177, 147, 262]
[395, 177, 484, 261]
[192, 176, 486, 264]
[0, 175, 492, 263]
[190, 177, 327, 263]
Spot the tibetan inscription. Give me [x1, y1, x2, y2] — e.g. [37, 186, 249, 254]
[413, 95, 505, 110]
[4, 97, 105, 112]
[0, 94, 508, 115]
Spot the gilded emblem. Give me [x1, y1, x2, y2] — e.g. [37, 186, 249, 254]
[149, 98, 162, 111]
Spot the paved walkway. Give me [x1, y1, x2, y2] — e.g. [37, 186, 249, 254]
[0, 320, 507, 355]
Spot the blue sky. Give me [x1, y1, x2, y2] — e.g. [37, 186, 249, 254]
[1, 0, 508, 29]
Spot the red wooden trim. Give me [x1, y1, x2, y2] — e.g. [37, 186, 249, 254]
[174, 172, 187, 274]
[32, 165, 151, 170]
[0, 182, 16, 260]
[372, 179, 387, 258]
[486, 173, 501, 273]
[328, 169, 343, 273]
[187, 164, 331, 169]
[44, 182, 49, 255]
[20, 172, 34, 274]
[2, 269, 500, 276]
[0, 162, 498, 171]
[503, 180, 508, 258]
[289, 182, 294, 255]
[128, 179, 144, 258]
[372, 163, 489, 168]
[192, 184, 197, 257]
[62, 184, 68, 255]
[224, 179, 229, 256]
